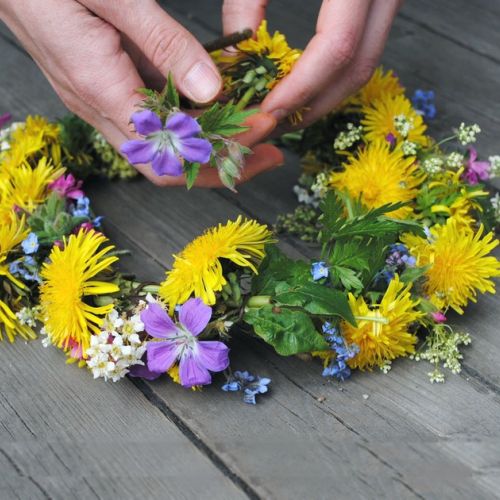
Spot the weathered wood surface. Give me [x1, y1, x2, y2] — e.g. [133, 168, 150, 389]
[1, 1, 500, 498]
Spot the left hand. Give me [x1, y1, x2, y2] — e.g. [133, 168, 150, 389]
[223, 0, 403, 128]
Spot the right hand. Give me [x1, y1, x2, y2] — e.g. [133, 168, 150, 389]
[0, 0, 283, 186]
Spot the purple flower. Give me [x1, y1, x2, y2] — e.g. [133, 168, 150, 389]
[141, 299, 229, 388]
[0, 112, 12, 128]
[120, 110, 212, 177]
[463, 147, 490, 185]
[49, 173, 84, 199]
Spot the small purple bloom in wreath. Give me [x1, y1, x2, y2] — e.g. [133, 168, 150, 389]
[49, 173, 84, 200]
[120, 110, 212, 177]
[141, 298, 229, 388]
[463, 147, 490, 185]
[0, 112, 12, 128]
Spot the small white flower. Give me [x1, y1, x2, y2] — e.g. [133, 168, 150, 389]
[394, 114, 414, 138]
[446, 152, 464, 169]
[421, 157, 443, 175]
[457, 122, 481, 145]
[401, 141, 417, 156]
[488, 155, 500, 177]
[334, 123, 363, 150]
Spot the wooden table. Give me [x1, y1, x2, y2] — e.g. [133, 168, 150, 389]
[1, 1, 499, 498]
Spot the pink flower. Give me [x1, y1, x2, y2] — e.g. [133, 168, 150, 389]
[49, 174, 85, 200]
[463, 147, 490, 185]
[68, 338, 84, 360]
[431, 311, 447, 323]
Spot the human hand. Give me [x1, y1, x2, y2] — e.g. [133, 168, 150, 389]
[0, 0, 282, 186]
[223, 0, 403, 128]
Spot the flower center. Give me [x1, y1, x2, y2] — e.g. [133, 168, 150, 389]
[150, 130, 180, 153]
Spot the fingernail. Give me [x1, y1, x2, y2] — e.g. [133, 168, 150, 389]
[269, 109, 290, 121]
[183, 62, 221, 103]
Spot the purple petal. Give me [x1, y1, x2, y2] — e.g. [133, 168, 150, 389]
[147, 341, 179, 373]
[178, 138, 212, 164]
[468, 147, 478, 162]
[179, 298, 212, 336]
[120, 139, 155, 165]
[152, 147, 183, 176]
[131, 110, 162, 136]
[197, 341, 230, 372]
[179, 352, 212, 387]
[128, 363, 163, 380]
[0, 112, 12, 128]
[141, 303, 177, 338]
[165, 112, 201, 139]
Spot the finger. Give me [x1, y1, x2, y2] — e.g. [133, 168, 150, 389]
[297, 0, 401, 127]
[261, 0, 372, 120]
[128, 143, 284, 188]
[234, 112, 277, 148]
[222, 0, 268, 34]
[81, 0, 222, 103]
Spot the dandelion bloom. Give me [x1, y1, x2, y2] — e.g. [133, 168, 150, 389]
[142, 299, 229, 388]
[342, 276, 423, 370]
[120, 110, 212, 177]
[402, 218, 500, 313]
[361, 94, 428, 146]
[330, 140, 424, 218]
[159, 216, 274, 312]
[40, 230, 119, 354]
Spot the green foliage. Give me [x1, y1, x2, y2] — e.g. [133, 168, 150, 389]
[244, 306, 329, 356]
[198, 102, 256, 137]
[28, 193, 87, 245]
[319, 192, 424, 292]
[184, 163, 200, 190]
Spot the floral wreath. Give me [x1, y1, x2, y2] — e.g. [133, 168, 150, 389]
[1, 22, 499, 405]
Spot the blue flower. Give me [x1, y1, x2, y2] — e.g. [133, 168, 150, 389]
[411, 90, 436, 120]
[311, 261, 329, 281]
[221, 370, 271, 404]
[22, 233, 39, 255]
[322, 327, 359, 382]
[71, 196, 90, 217]
[92, 216, 104, 228]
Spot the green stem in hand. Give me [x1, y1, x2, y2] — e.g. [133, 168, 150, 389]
[235, 87, 257, 111]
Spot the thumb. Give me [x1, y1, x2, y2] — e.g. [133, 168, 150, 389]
[222, 0, 268, 35]
[83, 0, 222, 103]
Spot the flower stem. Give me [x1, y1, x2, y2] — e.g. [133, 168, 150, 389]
[247, 295, 272, 308]
[434, 134, 457, 149]
[235, 87, 257, 111]
[203, 29, 253, 53]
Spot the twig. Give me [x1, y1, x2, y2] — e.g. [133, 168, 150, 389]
[203, 29, 253, 53]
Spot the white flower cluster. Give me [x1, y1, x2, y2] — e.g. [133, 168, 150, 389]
[0, 122, 22, 151]
[401, 140, 418, 156]
[293, 185, 319, 207]
[393, 114, 414, 138]
[457, 122, 481, 145]
[86, 308, 147, 382]
[333, 123, 362, 150]
[421, 156, 443, 175]
[488, 155, 500, 177]
[490, 193, 500, 224]
[311, 172, 330, 199]
[15, 306, 41, 327]
[446, 152, 464, 169]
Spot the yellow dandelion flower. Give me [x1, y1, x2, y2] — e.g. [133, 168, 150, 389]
[0, 299, 36, 343]
[21, 115, 60, 144]
[361, 95, 428, 146]
[0, 214, 28, 256]
[159, 216, 274, 312]
[345, 67, 404, 107]
[329, 140, 424, 218]
[40, 230, 120, 354]
[1, 132, 46, 173]
[402, 218, 500, 314]
[236, 21, 301, 84]
[343, 276, 423, 370]
[0, 157, 64, 217]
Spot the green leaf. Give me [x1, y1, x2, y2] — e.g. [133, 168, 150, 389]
[251, 246, 311, 295]
[274, 281, 356, 325]
[198, 102, 257, 137]
[164, 73, 180, 109]
[332, 266, 364, 292]
[185, 162, 201, 190]
[244, 305, 329, 356]
[400, 264, 431, 284]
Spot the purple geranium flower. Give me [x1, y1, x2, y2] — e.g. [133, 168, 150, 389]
[141, 299, 229, 387]
[120, 110, 212, 177]
[463, 147, 490, 185]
